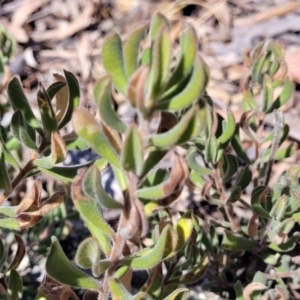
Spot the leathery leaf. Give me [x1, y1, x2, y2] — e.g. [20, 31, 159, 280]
[217, 109, 236, 145]
[83, 165, 123, 209]
[121, 124, 143, 176]
[151, 105, 206, 148]
[0, 143, 12, 192]
[165, 24, 197, 91]
[222, 230, 257, 251]
[124, 23, 148, 77]
[251, 186, 271, 219]
[119, 225, 172, 269]
[94, 76, 127, 134]
[11, 110, 37, 150]
[102, 33, 128, 96]
[46, 236, 99, 290]
[156, 56, 208, 111]
[72, 107, 120, 168]
[147, 25, 172, 108]
[175, 211, 194, 251]
[58, 70, 80, 129]
[7, 77, 41, 133]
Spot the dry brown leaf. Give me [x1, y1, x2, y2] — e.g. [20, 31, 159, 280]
[39, 275, 79, 300]
[50, 131, 67, 165]
[248, 213, 258, 239]
[16, 180, 42, 214]
[127, 65, 149, 108]
[53, 73, 68, 122]
[101, 122, 122, 155]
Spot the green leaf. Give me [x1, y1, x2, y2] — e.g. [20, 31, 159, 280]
[164, 24, 197, 91]
[139, 148, 167, 180]
[74, 195, 114, 239]
[169, 255, 209, 285]
[204, 136, 218, 165]
[234, 281, 244, 300]
[83, 165, 123, 209]
[147, 25, 172, 108]
[262, 74, 273, 112]
[0, 143, 11, 192]
[151, 105, 206, 148]
[187, 146, 212, 175]
[136, 154, 186, 201]
[0, 218, 20, 230]
[37, 84, 58, 139]
[189, 170, 205, 189]
[8, 269, 22, 300]
[46, 81, 66, 101]
[221, 230, 257, 251]
[140, 266, 162, 298]
[270, 195, 287, 220]
[75, 237, 101, 269]
[11, 110, 37, 150]
[7, 77, 41, 133]
[156, 56, 208, 111]
[175, 211, 194, 251]
[251, 186, 271, 219]
[226, 186, 242, 203]
[46, 236, 99, 290]
[119, 225, 172, 269]
[109, 278, 133, 300]
[251, 52, 268, 84]
[267, 78, 293, 113]
[34, 158, 94, 183]
[0, 206, 16, 217]
[102, 33, 128, 95]
[149, 13, 170, 41]
[217, 109, 235, 144]
[231, 127, 251, 164]
[72, 173, 115, 241]
[121, 124, 143, 176]
[140, 47, 151, 65]
[94, 76, 127, 134]
[269, 232, 299, 252]
[133, 293, 153, 300]
[275, 217, 295, 235]
[72, 107, 120, 168]
[74, 237, 108, 277]
[222, 154, 238, 182]
[163, 288, 188, 300]
[58, 70, 80, 129]
[124, 23, 148, 77]
[65, 135, 89, 150]
[233, 166, 252, 190]
[0, 126, 20, 169]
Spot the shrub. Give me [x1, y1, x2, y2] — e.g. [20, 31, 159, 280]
[0, 12, 297, 300]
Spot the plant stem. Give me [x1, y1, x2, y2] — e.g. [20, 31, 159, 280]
[263, 110, 284, 186]
[0, 151, 38, 204]
[213, 167, 240, 231]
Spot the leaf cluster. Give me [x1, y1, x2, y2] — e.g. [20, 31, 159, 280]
[0, 12, 298, 300]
